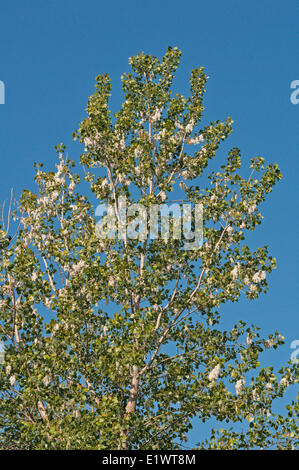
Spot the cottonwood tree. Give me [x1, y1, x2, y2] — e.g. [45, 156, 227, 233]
[0, 47, 297, 450]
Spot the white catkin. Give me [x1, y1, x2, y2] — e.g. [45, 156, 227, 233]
[252, 270, 266, 283]
[235, 378, 245, 395]
[208, 364, 221, 382]
[160, 191, 166, 201]
[42, 375, 51, 386]
[9, 376, 16, 387]
[231, 263, 241, 281]
[152, 108, 161, 122]
[280, 377, 289, 388]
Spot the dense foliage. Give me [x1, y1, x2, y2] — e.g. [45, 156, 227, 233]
[0, 47, 297, 449]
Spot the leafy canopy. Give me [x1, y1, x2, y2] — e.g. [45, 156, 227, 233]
[0, 47, 297, 450]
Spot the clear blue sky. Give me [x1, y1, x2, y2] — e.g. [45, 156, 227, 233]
[0, 0, 298, 445]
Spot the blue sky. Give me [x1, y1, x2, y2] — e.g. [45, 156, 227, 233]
[0, 0, 298, 445]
